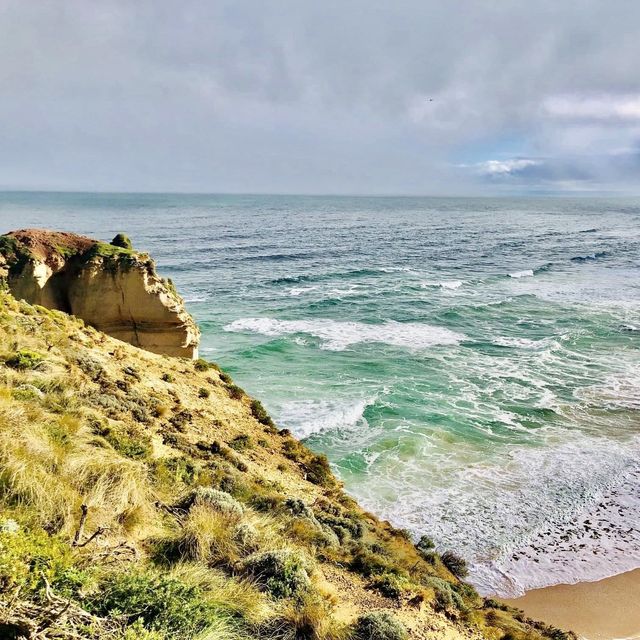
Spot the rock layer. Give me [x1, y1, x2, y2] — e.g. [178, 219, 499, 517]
[0, 229, 199, 358]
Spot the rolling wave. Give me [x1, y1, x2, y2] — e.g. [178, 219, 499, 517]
[224, 317, 465, 351]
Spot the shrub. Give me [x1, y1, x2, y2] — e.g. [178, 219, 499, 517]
[161, 373, 174, 383]
[304, 453, 334, 487]
[198, 387, 210, 399]
[219, 372, 232, 384]
[241, 549, 311, 599]
[4, 349, 44, 371]
[416, 534, 435, 554]
[370, 572, 410, 599]
[349, 549, 392, 578]
[177, 487, 244, 518]
[194, 359, 211, 372]
[86, 570, 219, 639]
[352, 612, 407, 640]
[229, 434, 251, 451]
[95, 424, 151, 460]
[110, 233, 133, 250]
[250, 399, 274, 427]
[441, 550, 468, 579]
[0, 526, 86, 598]
[227, 385, 244, 400]
[423, 577, 465, 614]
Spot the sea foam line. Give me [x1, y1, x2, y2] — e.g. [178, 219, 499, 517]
[224, 317, 465, 351]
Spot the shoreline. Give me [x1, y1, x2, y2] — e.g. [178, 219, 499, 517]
[501, 568, 640, 640]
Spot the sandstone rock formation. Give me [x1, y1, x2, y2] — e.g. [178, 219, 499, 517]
[0, 229, 200, 358]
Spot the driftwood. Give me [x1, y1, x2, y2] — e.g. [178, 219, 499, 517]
[72, 505, 107, 548]
[0, 574, 121, 639]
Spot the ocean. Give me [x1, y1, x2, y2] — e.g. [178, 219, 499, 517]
[1, 192, 639, 597]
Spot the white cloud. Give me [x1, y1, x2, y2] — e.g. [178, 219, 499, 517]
[467, 159, 542, 177]
[544, 94, 640, 121]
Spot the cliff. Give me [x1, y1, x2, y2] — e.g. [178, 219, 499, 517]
[0, 242, 574, 640]
[0, 229, 199, 359]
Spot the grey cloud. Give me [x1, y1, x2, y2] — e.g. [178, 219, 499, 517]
[0, 1, 639, 193]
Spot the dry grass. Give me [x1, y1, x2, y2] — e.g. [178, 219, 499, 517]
[0, 290, 572, 640]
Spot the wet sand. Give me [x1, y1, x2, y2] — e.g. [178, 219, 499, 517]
[502, 569, 640, 640]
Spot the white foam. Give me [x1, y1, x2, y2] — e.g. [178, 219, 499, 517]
[183, 294, 209, 303]
[509, 269, 534, 278]
[493, 336, 559, 350]
[224, 317, 465, 351]
[276, 397, 375, 439]
[422, 280, 463, 290]
[286, 286, 318, 296]
[350, 430, 640, 598]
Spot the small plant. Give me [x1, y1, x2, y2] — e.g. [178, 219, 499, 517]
[110, 233, 133, 250]
[123, 365, 141, 381]
[423, 577, 465, 614]
[161, 372, 174, 383]
[219, 371, 232, 384]
[177, 487, 244, 518]
[304, 453, 334, 487]
[352, 612, 407, 640]
[241, 549, 311, 599]
[5, 349, 44, 371]
[441, 550, 468, 579]
[229, 434, 251, 451]
[194, 359, 211, 372]
[227, 384, 244, 399]
[370, 572, 410, 599]
[198, 387, 210, 399]
[250, 399, 274, 427]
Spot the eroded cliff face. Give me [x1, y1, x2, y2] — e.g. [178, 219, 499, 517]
[0, 229, 200, 358]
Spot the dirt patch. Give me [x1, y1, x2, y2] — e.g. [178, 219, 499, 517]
[7, 228, 96, 266]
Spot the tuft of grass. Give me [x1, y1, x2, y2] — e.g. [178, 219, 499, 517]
[198, 387, 210, 399]
[4, 349, 44, 371]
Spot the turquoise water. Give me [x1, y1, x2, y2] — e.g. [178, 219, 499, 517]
[1, 193, 639, 595]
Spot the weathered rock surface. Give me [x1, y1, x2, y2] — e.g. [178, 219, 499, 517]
[0, 229, 200, 358]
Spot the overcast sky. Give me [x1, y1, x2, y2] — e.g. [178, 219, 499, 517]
[1, 1, 639, 195]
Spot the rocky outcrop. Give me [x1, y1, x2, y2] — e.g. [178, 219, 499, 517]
[0, 229, 200, 358]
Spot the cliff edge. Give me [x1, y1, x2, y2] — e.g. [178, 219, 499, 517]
[0, 229, 199, 358]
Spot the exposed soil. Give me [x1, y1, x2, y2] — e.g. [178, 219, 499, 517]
[7, 228, 96, 265]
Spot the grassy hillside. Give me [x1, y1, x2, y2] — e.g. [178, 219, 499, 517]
[0, 291, 574, 640]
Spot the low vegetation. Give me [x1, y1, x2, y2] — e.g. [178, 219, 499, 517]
[0, 291, 575, 640]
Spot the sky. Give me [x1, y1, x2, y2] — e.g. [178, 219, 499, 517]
[0, 1, 639, 195]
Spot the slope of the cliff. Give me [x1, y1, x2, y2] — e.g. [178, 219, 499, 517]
[0, 291, 574, 640]
[0, 229, 199, 358]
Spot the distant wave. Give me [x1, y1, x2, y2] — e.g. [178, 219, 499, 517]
[270, 267, 415, 287]
[570, 251, 608, 262]
[285, 286, 318, 296]
[421, 280, 463, 290]
[224, 317, 465, 351]
[509, 269, 534, 278]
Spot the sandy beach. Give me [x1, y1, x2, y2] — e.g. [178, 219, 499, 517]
[503, 569, 640, 640]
